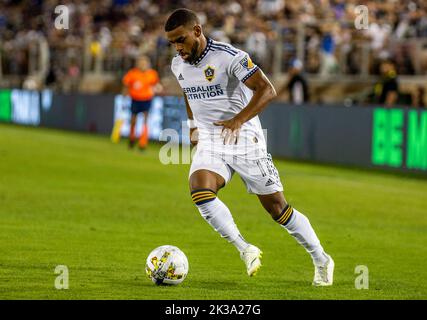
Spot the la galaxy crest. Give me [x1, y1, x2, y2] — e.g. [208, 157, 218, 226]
[204, 66, 215, 82]
[239, 55, 255, 71]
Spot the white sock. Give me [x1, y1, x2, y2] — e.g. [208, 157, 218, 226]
[231, 235, 250, 253]
[192, 190, 249, 253]
[277, 206, 328, 265]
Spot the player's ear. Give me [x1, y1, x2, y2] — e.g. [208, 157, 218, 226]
[193, 25, 202, 37]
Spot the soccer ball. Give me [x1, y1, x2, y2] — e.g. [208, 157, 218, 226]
[145, 245, 189, 285]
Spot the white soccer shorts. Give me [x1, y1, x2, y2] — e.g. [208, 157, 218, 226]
[189, 145, 284, 195]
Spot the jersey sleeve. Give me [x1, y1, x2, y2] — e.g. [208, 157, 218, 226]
[228, 50, 259, 83]
[150, 70, 160, 85]
[122, 70, 133, 86]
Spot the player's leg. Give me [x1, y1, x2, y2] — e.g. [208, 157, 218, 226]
[139, 99, 152, 149]
[189, 168, 224, 193]
[139, 110, 149, 149]
[257, 191, 334, 285]
[189, 162, 261, 276]
[232, 152, 334, 285]
[129, 112, 137, 149]
[190, 169, 250, 252]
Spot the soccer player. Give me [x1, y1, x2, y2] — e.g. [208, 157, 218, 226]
[165, 9, 334, 286]
[122, 55, 162, 149]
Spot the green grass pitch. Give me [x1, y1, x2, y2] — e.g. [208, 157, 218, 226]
[0, 123, 426, 300]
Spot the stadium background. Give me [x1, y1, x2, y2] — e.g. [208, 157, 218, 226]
[0, 0, 426, 300]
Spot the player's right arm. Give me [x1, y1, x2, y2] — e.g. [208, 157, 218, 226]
[184, 93, 198, 146]
[122, 70, 132, 96]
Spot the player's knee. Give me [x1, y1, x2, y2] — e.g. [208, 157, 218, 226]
[190, 188, 217, 206]
[265, 200, 285, 220]
[190, 173, 213, 189]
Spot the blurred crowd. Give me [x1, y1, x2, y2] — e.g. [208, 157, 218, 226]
[0, 0, 426, 92]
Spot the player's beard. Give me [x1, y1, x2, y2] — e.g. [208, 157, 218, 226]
[186, 41, 200, 64]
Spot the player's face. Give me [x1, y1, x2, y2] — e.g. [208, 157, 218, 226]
[166, 25, 201, 64]
[137, 56, 150, 70]
[380, 62, 393, 75]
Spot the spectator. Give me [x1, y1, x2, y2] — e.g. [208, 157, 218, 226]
[373, 59, 399, 107]
[277, 59, 310, 105]
[319, 24, 338, 76]
[1, 0, 427, 91]
[245, 26, 268, 69]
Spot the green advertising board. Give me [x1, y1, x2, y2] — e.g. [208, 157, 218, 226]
[372, 108, 427, 171]
[0, 89, 12, 122]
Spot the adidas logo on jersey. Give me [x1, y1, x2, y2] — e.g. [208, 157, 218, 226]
[265, 179, 275, 187]
[178, 73, 184, 80]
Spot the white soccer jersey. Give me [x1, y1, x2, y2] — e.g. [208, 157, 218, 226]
[171, 38, 267, 154]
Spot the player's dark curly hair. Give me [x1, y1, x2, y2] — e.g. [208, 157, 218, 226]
[164, 8, 200, 32]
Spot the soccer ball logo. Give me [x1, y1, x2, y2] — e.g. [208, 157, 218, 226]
[145, 245, 189, 285]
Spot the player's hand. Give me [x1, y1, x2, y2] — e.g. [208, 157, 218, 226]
[190, 127, 198, 146]
[213, 118, 242, 145]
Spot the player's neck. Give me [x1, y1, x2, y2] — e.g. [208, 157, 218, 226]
[196, 35, 208, 59]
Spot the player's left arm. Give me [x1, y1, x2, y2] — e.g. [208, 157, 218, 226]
[122, 70, 133, 96]
[214, 69, 277, 144]
[235, 69, 277, 124]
